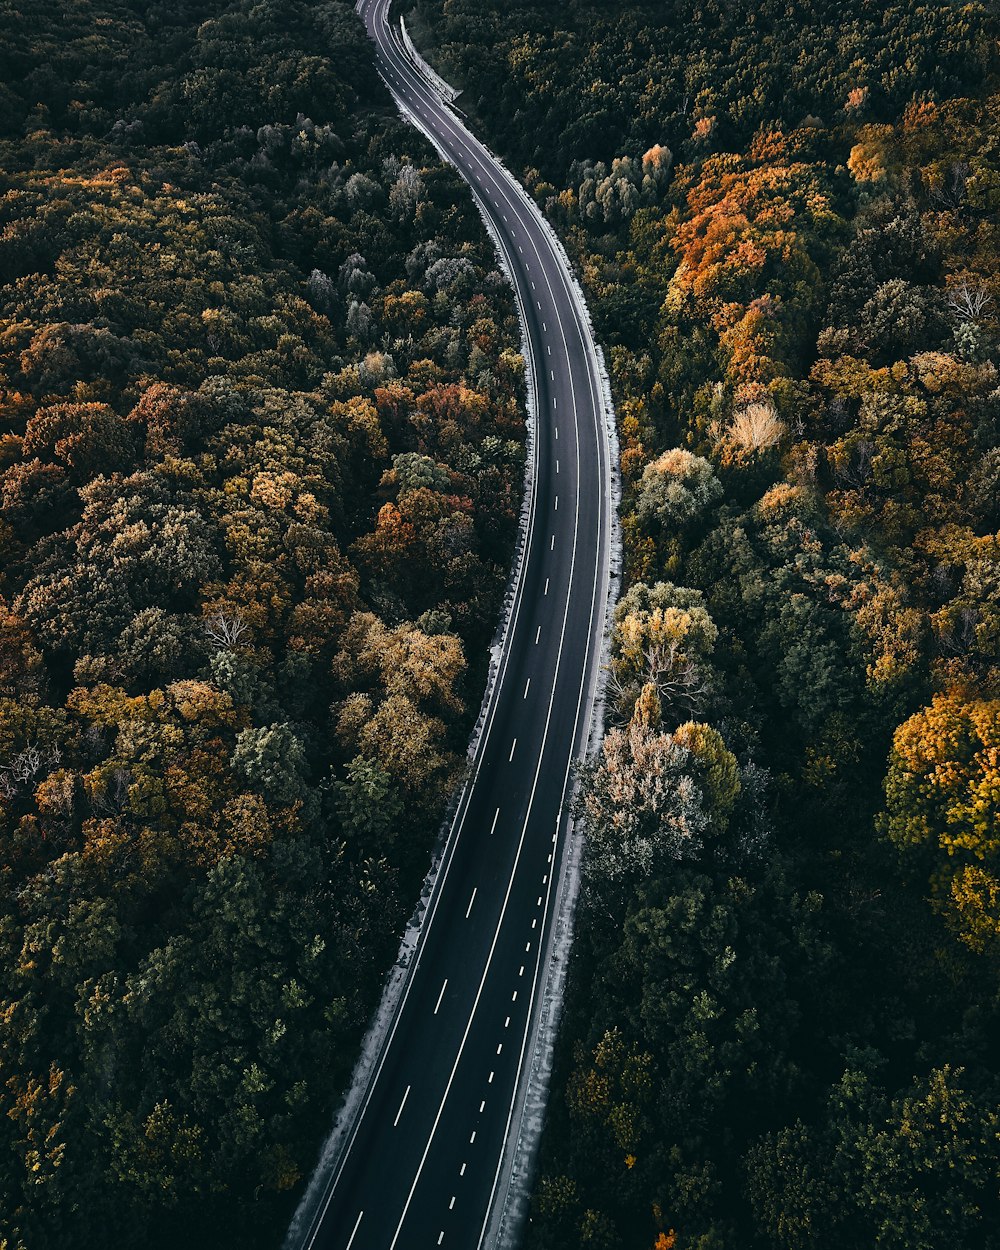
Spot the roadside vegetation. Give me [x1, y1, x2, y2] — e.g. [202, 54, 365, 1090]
[0, 1, 524, 1245]
[408, 0, 1000, 1245]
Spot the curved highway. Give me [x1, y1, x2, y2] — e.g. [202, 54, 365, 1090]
[288, 3, 615, 1246]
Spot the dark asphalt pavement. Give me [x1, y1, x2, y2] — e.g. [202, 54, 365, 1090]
[296, 6, 615, 1246]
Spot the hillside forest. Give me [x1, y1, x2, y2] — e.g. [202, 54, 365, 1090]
[407, 0, 1000, 1247]
[0, 1, 526, 1245]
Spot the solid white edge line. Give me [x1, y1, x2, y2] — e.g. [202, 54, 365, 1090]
[295, 14, 551, 1241]
[309, 13, 615, 1250]
[477, 152, 613, 1250]
[384, 176, 588, 1241]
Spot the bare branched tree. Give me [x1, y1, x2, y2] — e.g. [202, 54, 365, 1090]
[0, 743, 62, 798]
[946, 278, 993, 323]
[644, 643, 712, 719]
[726, 401, 785, 453]
[607, 642, 712, 723]
[204, 608, 249, 651]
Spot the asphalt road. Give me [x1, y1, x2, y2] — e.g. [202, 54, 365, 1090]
[292, 5, 615, 1246]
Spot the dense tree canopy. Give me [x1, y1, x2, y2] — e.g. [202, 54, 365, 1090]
[0, 1, 525, 1245]
[405, 0, 1000, 1246]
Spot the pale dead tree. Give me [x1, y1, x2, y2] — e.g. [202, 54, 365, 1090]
[0, 743, 61, 797]
[9, 743, 44, 784]
[946, 278, 993, 323]
[204, 608, 249, 651]
[726, 401, 786, 454]
[644, 642, 712, 719]
[607, 642, 711, 723]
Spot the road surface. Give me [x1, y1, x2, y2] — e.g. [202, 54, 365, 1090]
[288, 4, 615, 1246]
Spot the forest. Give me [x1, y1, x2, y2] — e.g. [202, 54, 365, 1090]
[0, 0, 525, 1245]
[406, 0, 1000, 1247]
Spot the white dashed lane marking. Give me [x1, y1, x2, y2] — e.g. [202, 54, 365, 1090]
[368, 24, 612, 1246]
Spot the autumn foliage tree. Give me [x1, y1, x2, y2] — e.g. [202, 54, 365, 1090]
[0, 0, 525, 1245]
[414, 0, 1000, 1246]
